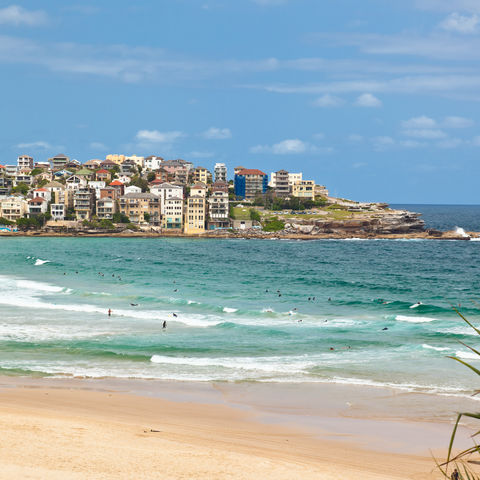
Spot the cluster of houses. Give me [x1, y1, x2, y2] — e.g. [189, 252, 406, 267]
[0, 153, 328, 233]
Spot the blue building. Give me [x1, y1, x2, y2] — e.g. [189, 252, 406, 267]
[234, 169, 268, 200]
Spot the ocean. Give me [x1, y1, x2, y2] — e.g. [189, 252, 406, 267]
[1, 205, 480, 398]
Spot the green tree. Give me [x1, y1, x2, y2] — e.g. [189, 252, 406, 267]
[250, 209, 261, 222]
[143, 212, 151, 223]
[30, 168, 43, 176]
[12, 183, 29, 195]
[0, 216, 14, 225]
[147, 172, 156, 182]
[113, 212, 130, 223]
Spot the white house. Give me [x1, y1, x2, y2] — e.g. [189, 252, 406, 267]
[32, 188, 52, 202]
[144, 156, 163, 171]
[51, 203, 65, 221]
[117, 175, 131, 185]
[28, 197, 48, 216]
[124, 185, 142, 195]
[66, 175, 87, 190]
[88, 180, 106, 199]
[150, 182, 183, 214]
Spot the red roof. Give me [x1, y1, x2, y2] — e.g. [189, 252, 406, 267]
[109, 180, 124, 186]
[237, 169, 266, 176]
[0, 165, 5, 169]
[35, 188, 47, 192]
[96, 169, 109, 174]
[30, 197, 46, 204]
[150, 179, 162, 185]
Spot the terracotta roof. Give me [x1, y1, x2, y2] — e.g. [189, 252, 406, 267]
[191, 182, 207, 189]
[29, 197, 46, 204]
[237, 169, 266, 176]
[96, 169, 110, 174]
[35, 188, 47, 192]
[109, 180, 124, 186]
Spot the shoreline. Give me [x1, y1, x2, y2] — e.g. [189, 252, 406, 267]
[0, 230, 477, 240]
[0, 376, 467, 479]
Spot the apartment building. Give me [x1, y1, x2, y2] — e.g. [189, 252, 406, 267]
[214, 163, 227, 183]
[291, 180, 315, 200]
[119, 193, 161, 225]
[162, 197, 183, 230]
[207, 190, 230, 230]
[74, 187, 96, 220]
[234, 169, 268, 200]
[17, 155, 33, 170]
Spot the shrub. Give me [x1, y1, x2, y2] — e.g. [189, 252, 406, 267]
[262, 217, 285, 232]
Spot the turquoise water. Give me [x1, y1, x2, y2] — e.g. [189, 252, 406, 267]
[1, 236, 480, 396]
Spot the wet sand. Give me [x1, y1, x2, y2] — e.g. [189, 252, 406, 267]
[1, 377, 477, 479]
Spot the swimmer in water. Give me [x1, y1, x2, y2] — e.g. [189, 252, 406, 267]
[108, 309, 112, 317]
[162, 321, 167, 329]
[172, 313, 177, 317]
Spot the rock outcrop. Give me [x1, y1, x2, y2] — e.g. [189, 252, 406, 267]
[283, 210, 425, 236]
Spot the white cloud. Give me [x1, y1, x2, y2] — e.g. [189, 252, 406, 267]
[348, 134, 364, 142]
[439, 12, 479, 34]
[437, 138, 463, 148]
[312, 132, 325, 140]
[16, 141, 57, 150]
[399, 140, 427, 148]
[403, 129, 447, 139]
[90, 142, 108, 150]
[201, 127, 232, 139]
[136, 130, 185, 143]
[313, 94, 345, 107]
[442, 116, 474, 128]
[402, 116, 437, 129]
[372, 136, 395, 151]
[355, 93, 382, 107]
[0, 5, 47, 26]
[251, 139, 309, 155]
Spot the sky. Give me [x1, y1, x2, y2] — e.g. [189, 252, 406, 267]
[0, 0, 479, 203]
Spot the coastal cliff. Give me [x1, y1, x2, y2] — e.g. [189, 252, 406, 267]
[283, 210, 426, 236]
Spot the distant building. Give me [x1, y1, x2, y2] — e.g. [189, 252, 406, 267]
[234, 169, 268, 200]
[124, 185, 142, 195]
[74, 186, 96, 220]
[269, 171, 302, 188]
[109, 180, 125, 197]
[144, 156, 163, 171]
[207, 190, 230, 230]
[291, 180, 315, 200]
[163, 197, 183, 231]
[95, 169, 111, 182]
[100, 159, 118, 171]
[150, 183, 184, 214]
[49, 154, 69, 171]
[125, 155, 144, 168]
[0, 197, 28, 222]
[83, 159, 102, 170]
[314, 184, 329, 198]
[106, 154, 126, 165]
[119, 192, 161, 225]
[32, 188, 51, 202]
[211, 180, 229, 193]
[88, 181, 106, 199]
[50, 203, 65, 221]
[214, 163, 227, 183]
[192, 167, 212, 184]
[273, 170, 290, 197]
[234, 166, 245, 176]
[17, 155, 33, 170]
[96, 198, 117, 220]
[66, 175, 87, 191]
[184, 194, 206, 234]
[28, 197, 48, 217]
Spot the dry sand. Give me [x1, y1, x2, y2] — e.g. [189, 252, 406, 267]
[0, 381, 451, 480]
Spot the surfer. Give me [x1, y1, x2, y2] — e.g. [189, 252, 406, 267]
[108, 309, 112, 317]
[130, 303, 138, 306]
[382, 327, 388, 331]
[172, 313, 177, 317]
[162, 321, 167, 329]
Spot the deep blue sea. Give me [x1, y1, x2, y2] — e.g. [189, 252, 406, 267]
[1, 205, 480, 397]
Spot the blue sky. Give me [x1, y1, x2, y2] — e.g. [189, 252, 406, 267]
[0, 0, 479, 203]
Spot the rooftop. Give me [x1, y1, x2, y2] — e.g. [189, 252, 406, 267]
[237, 169, 266, 176]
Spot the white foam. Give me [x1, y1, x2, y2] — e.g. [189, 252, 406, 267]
[395, 315, 436, 323]
[15, 279, 63, 293]
[455, 350, 479, 360]
[262, 308, 275, 313]
[34, 259, 50, 266]
[223, 307, 237, 313]
[422, 344, 449, 352]
[470, 237, 480, 242]
[455, 227, 470, 238]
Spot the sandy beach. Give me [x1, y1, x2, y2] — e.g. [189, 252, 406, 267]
[1, 377, 474, 479]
